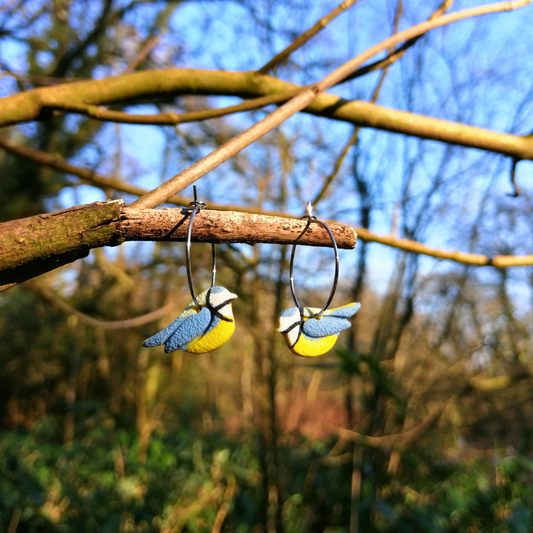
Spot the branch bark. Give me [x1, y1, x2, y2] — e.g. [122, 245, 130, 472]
[0, 200, 357, 291]
[1, 69, 531, 159]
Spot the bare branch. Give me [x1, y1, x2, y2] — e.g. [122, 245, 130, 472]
[311, 128, 359, 207]
[0, 136, 293, 215]
[125, 33, 164, 74]
[0, 200, 357, 291]
[25, 281, 177, 329]
[507, 157, 521, 197]
[354, 227, 533, 267]
[2, 191, 533, 293]
[47, 91, 298, 125]
[312, 0, 403, 207]
[2, 70, 532, 162]
[337, 0, 455, 85]
[257, 0, 361, 74]
[131, 0, 533, 210]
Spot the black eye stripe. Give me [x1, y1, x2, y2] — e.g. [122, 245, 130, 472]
[206, 295, 234, 322]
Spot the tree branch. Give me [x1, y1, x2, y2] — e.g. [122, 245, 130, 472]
[2, 69, 532, 162]
[337, 0, 455, 85]
[2, 136, 533, 277]
[0, 200, 357, 291]
[257, 0, 361, 74]
[131, 0, 532, 209]
[25, 280, 177, 329]
[47, 91, 299, 125]
[1, 190, 533, 293]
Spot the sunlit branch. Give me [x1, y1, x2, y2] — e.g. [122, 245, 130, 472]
[354, 227, 533, 268]
[257, 0, 361, 74]
[47, 91, 299, 125]
[2, 137, 533, 278]
[0, 200, 357, 291]
[131, 0, 532, 210]
[2, 70, 532, 162]
[124, 33, 164, 74]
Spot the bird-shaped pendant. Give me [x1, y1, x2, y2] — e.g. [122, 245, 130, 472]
[276, 302, 360, 357]
[143, 286, 238, 354]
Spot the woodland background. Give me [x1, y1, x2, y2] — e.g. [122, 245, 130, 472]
[1, 0, 533, 531]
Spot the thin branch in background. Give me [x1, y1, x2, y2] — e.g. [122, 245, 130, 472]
[47, 91, 299, 125]
[0, 62, 83, 86]
[312, 129, 359, 207]
[507, 157, 521, 197]
[25, 281, 177, 329]
[336, 0, 455, 86]
[131, 0, 531, 210]
[125, 33, 164, 73]
[0, 135, 188, 207]
[313, 0, 402, 209]
[1, 139, 532, 273]
[257, 0, 361, 74]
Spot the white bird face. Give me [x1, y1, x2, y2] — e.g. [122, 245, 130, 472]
[207, 286, 238, 319]
[276, 307, 301, 346]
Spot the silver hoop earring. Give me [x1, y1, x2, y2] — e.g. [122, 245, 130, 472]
[143, 186, 238, 354]
[276, 202, 360, 357]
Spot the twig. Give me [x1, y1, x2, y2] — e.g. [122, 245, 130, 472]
[313, 0, 403, 208]
[353, 226, 533, 267]
[25, 281, 177, 329]
[336, 0, 455, 85]
[335, 398, 451, 449]
[7, 508, 20, 533]
[507, 157, 521, 197]
[257, 0, 361, 74]
[312, 129, 359, 206]
[131, 0, 532, 210]
[125, 33, 164, 73]
[47, 91, 299, 125]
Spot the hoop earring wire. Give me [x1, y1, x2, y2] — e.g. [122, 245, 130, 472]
[184, 186, 216, 307]
[289, 203, 339, 317]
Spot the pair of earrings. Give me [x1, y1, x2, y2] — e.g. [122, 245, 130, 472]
[142, 191, 360, 357]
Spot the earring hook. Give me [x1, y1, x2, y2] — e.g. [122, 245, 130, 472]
[185, 185, 216, 307]
[289, 202, 339, 317]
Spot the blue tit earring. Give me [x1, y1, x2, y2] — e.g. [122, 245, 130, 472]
[143, 187, 238, 354]
[276, 202, 360, 357]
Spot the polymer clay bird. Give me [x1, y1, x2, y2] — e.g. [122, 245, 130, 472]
[143, 286, 237, 354]
[276, 302, 360, 357]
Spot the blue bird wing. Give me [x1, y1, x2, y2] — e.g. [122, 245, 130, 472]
[164, 307, 213, 353]
[326, 303, 361, 319]
[302, 315, 351, 338]
[143, 312, 192, 348]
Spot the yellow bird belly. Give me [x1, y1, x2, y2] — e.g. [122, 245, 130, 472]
[288, 332, 339, 357]
[186, 319, 235, 354]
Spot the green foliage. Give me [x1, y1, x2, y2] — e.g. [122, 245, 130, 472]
[2, 414, 533, 532]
